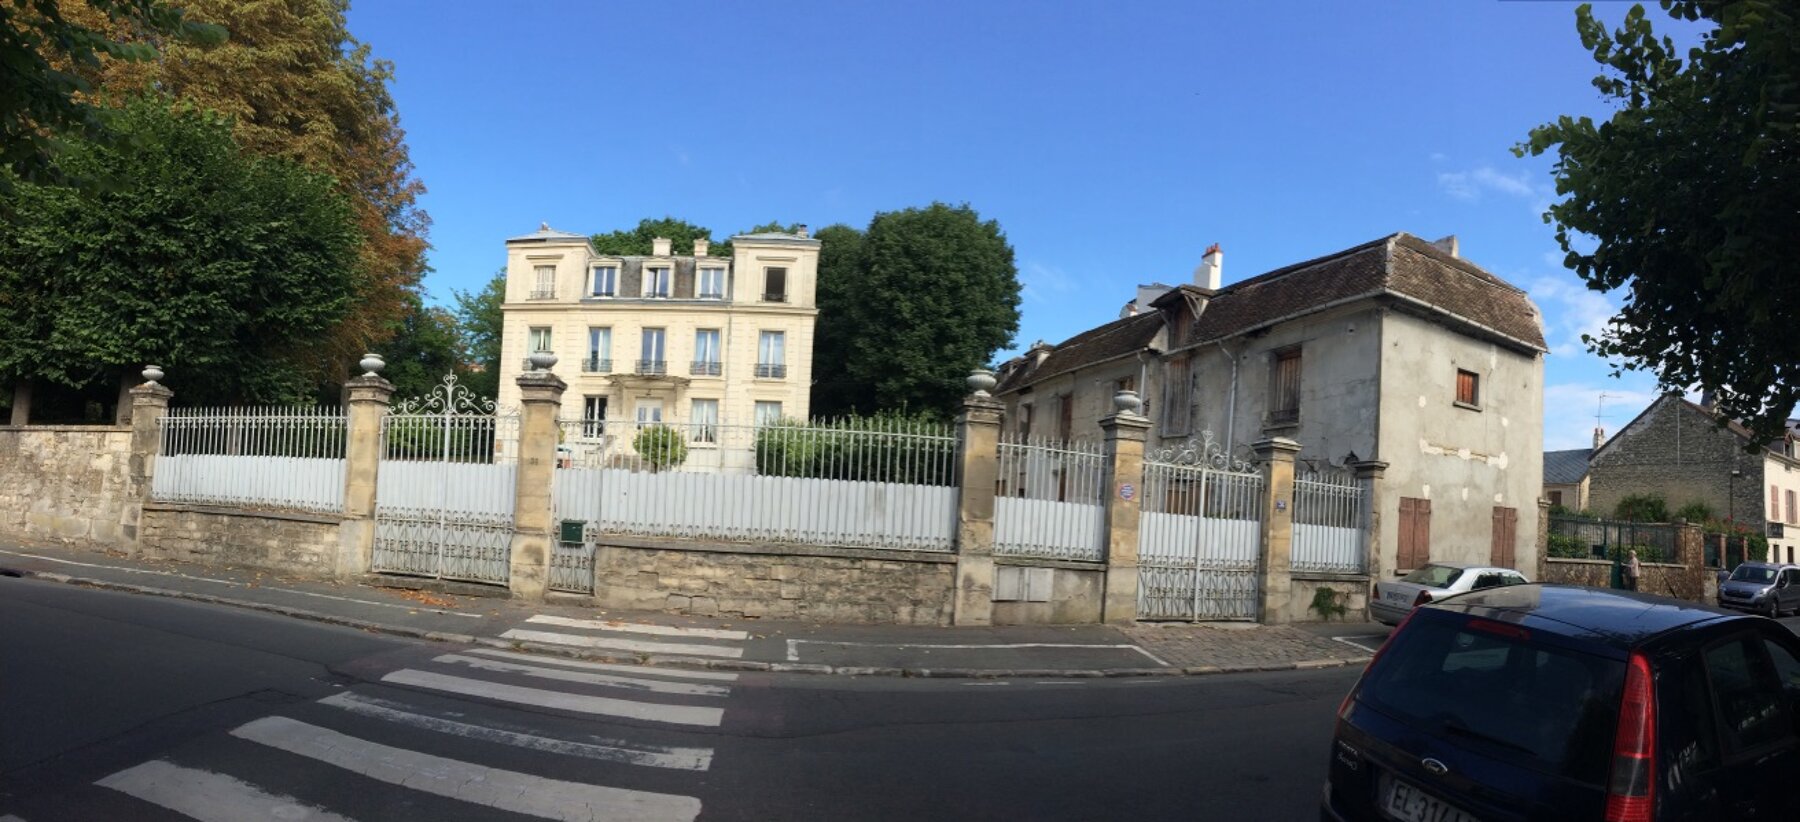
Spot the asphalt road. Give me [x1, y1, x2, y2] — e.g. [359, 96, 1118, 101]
[0, 577, 1361, 821]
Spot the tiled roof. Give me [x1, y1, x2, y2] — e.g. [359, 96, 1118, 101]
[733, 231, 820, 245]
[996, 312, 1163, 393]
[506, 224, 589, 243]
[1175, 233, 1546, 352]
[1543, 448, 1593, 485]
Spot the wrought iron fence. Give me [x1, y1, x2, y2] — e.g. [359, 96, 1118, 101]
[1547, 515, 1678, 563]
[1291, 469, 1365, 573]
[152, 406, 347, 512]
[993, 435, 1106, 561]
[1137, 432, 1266, 620]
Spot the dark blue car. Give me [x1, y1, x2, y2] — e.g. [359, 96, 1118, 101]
[1323, 584, 1800, 821]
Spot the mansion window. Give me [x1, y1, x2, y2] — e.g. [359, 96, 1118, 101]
[585, 327, 611, 373]
[754, 401, 783, 427]
[763, 267, 787, 303]
[690, 399, 719, 444]
[756, 331, 786, 379]
[528, 326, 553, 353]
[531, 265, 556, 300]
[581, 396, 607, 438]
[638, 328, 666, 375]
[692, 329, 721, 376]
[590, 265, 617, 297]
[698, 267, 726, 300]
[644, 266, 671, 298]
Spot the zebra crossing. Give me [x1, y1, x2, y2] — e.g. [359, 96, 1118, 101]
[499, 614, 752, 659]
[77, 619, 749, 822]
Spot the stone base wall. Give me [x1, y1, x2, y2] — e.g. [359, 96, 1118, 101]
[139, 503, 342, 576]
[991, 561, 1103, 625]
[0, 426, 133, 547]
[592, 538, 956, 625]
[1287, 574, 1372, 623]
[1542, 558, 1704, 602]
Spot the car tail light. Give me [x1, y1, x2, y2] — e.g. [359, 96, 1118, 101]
[1337, 606, 1419, 720]
[1466, 618, 1530, 641]
[1604, 652, 1656, 822]
[1413, 590, 1433, 607]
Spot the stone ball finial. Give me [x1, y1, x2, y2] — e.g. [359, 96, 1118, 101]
[142, 365, 165, 386]
[359, 353, 385, 377]
[528, 350, 558, 371]
[1113, 389, 1143, 415]
[966, 368, 997, 397]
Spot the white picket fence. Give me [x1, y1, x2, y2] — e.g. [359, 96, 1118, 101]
[1291, 471, 1366, 573]
[554, 417, 958, 552]
[993, 436, 1106, 561]
[151, 407, 347, 513]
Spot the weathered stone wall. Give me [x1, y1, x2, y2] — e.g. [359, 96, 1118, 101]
[1540, 559, 1704, 602]
[1587, 397, 1765, 526]
[991, 561, 1104, 625]
[593, 538, 957, 625]
[0, 425, 133, 547]
[1286, 574, 1372, 623]
[139, 503, 341, 575]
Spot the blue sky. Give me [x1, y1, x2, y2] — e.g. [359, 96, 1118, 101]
[345, 0, 1700, 450]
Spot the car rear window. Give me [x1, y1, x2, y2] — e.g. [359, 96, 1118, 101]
[1401, 564, 1464, 588]
[1730, 566, 1778, 584]
[1357, 615, 1625, 782]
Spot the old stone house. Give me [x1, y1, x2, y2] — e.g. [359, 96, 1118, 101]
[1543, 446, 1594, 511]
[1587, 395, 1800, 563]
[994, 232, 1547, 579]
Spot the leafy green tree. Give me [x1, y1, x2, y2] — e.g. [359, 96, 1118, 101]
[0, 0, 222, 192]
[1614, 493, 1671, 523]
[632, 424, 688, 471]
[809, 223, 867, 416]
[378, 293, 464, 402]
[452, 269, 505, 401]
[814, 203, 1021, 418]
[0, 98, 362, 405]
[591, 217, 724, 257]
[1520, 1, 1800, 444]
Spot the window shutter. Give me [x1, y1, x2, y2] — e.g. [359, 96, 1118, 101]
[1398, 498, 1417, 569]
[1491, 506, 1517, 568]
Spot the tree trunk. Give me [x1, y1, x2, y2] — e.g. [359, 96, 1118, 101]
[9, 380, 32, 426]
[116, 370, 135, 425]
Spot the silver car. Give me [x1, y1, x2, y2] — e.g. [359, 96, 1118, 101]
[1717, 562, 1800, 617]
[1368, 562, 1530, 626]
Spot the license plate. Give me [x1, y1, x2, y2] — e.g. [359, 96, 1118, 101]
[1385, 590, 1412, 603]
[1384, 776, 1477, 822]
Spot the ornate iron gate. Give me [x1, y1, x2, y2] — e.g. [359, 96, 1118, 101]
[1137, 433, 1266, 620]
[372, 375, 517, 587]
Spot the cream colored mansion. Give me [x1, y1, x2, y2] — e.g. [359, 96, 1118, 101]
[497, 224, 819, 428]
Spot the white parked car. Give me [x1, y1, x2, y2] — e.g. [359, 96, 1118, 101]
[1368, 562, 1530, 626]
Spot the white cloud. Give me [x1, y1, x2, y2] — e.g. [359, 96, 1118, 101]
[1543, 382, 1660, 450]
[1429, 152, 1447, 163]
[1020, 261, 1078, 302]
[1529, 275, 1619, 357]
[1436, 165, 1547, 212]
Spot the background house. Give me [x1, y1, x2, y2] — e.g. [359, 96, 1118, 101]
[1543, 446, 1593, 511]
[496, 225, 819, 430]
[996, 232, 1547, 579]
[1587, 395, 1800, 563]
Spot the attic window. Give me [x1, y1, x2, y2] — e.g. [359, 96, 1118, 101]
[1456, 369, 1480, 408]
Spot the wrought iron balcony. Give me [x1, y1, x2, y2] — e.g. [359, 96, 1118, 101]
[581, 357, 612, 373]
[761, 292, 788, 303]
[690, 360, 722, 377]
[754, 363, 786, 379]
[529, 288, 557, 300]
[635, 360, 667, 376]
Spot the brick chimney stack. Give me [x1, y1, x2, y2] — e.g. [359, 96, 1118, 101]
[1194, 243, 1223, 290]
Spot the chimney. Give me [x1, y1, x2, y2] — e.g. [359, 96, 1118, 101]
[652, 237, 671, 256]
[1430, 235, 1460, 258]
[1700, 389, 1717, 410]
[1120, 301, 1138, 319]
[1593, 427, 1605, 448]
[796, 224, 810, 239]
[1029, 340, 1052, 366]
[1193, 243, 1223, 290]
[693, 238, 709, 257]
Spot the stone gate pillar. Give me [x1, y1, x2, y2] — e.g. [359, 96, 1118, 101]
[119, 367, 174, 554]
[1099, 392, 1151, 624]
[1352, 459, 1388, 581]
[1254, 437, 1302, 624]
[953, 371, 1004, 626]
[339, 356, 394, 579]
[510, 370, 566, 601]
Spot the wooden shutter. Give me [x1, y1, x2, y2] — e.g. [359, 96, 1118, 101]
[1399, 498, 1432, 570]
[1457, 370, 1478, 405]
[1058, 394, 1073, 442]
[1491, 506, 1518, 568]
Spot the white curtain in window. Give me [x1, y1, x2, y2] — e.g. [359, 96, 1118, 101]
[755, 401, 782, 426]
[589, 327, 610, 359]
[758, 331, 785, 365]
[529, 327, 552, 352]
[695, 329, 720, 363]
[641, 328, 665, 361]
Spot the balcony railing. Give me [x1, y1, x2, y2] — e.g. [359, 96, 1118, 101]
[636, 360, 667, 376]
[581, 357, 612, 373]
[529, 288, 557, 300]
[762, 292, 787, 303]
[690, 360, 721, 376]
[754, 363, 786, 379]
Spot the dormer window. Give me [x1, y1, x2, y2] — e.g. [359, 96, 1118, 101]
[591, 265, 617, 297]
[763, 267, 787, 303]
[644, 266, 671, 298]
[698, 267, 726, 300]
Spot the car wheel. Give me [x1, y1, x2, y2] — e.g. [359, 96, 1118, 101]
[1766, 598, 1780, 619]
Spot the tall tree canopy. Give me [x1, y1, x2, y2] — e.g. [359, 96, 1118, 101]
[64, 0, 429, 384]
[452, 270, 505, 401]
[0, 0, 221, 191]
[591, 217, 724, 257]
[377, 292, 464, 403]
[0, 98, 362, 404]
[1521, 0, 1800, 443]
[812, 203, 1020, 418]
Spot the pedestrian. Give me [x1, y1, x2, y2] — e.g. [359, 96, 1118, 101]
[1625, 549, 1642, 592]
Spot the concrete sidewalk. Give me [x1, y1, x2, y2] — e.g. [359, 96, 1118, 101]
[0, 541, 1378, 677]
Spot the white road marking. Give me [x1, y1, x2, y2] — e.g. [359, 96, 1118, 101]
[0, 816, 25, 822]
[318, 692, 713, 771]
[1331, 635, 1387, 654]
[526, 615, 749, 641]
[465, 648, 740, 681]
[97, 759, 356, 821]
[502, 628, 744, 658]
[432, 654, 731, 697]
[960, 681, 1010, 687]
[231, 716, 700, 822]
[0, 549, 480, 618]
[380, 669, 724, 727]
[785, 639, 1169, 666]
[1032, 681, 1085, 686]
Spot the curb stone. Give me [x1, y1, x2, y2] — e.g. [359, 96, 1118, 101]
[17, 570, 1374, 680]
